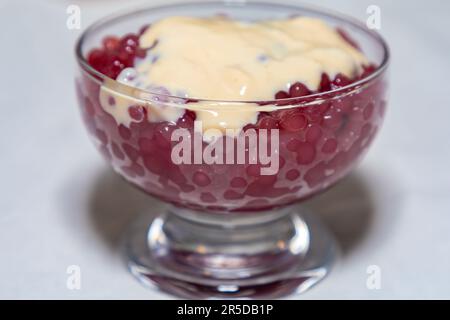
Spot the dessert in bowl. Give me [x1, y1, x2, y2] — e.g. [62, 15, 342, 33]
[75, 1, 388, 298]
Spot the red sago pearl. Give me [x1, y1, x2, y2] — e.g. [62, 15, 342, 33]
[128, 105, 147, 122]
[193, 171, 212, 187]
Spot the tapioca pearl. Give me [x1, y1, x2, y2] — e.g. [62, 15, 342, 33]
[305, 102, 330, 124]
[287, 138, 301, 152]
[306, 111, 322, 124]
[334, 96, 353, 114]
[275, 90, 290, 100]
[246, 164, 262, 177]
[305, 124, 323, 143]
[296, 142, 316, 165]
[365, 126, 378, 147]
[193, 170, 212, 187]
[289, 82, 311, 98]
[83, 116, 97, 135]
[224, 189, 244, 200]
[360, 123, 372, 140]
[118, 124, 132, 140]
[111, 142, 125, 160]
[230, 177, 247, 188]
[75, 81, 84, 100]
[319, 73, 331, 92]
[204, 205, 228, 212]
[158, 180, 180, 196]
[360, 64, 377, 79]
[257, 115, 279, 129]
[128, 105, 147, 122]
[363, 102, 375, 120]
[122, 143, 140, 161]
[271, 109, 283, 120]
[135, 47, 147, 59]
[200, 192, 217, 203]
[322, 139, 338, 154]
[347, 137, 364, 162]
[180, 184, 195, 193]
[102, 36, 120, 51]
[244, 182, 265, 197]
[129, 163, 145, 177]
[359, 123, 373, 148]
[87, 49, 106, 71]
[95, 129, 108, 145]
[143, 154, 164, 174]
[317, 101, 332, 114]
[120, 34, 139, 49]
[177, 110, 195, 129]
[118, 34, 140, 62]
[279, 111, 307, 133]
[286, 169, 300, 181]
[82, 75, 101, 103]
[185, 109, 197, 120]
[331, 73, 351, 89]
[322, 109, 343, 130]
[129, 120, 151, 135]
[155, 123, 176, 149]
[348, 99, 368, 117]
[117, 67, 138, 84]
[304, 162, 327, 188]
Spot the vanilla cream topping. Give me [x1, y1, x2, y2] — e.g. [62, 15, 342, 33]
[138, 16, 367, 99]
[99, 16, 368, 137]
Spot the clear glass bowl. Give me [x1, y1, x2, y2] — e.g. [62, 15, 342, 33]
[75, 1, 389, 298]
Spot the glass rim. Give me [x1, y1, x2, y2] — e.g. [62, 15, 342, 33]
[75, 0, 390, 106]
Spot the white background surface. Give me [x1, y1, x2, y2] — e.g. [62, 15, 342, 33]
[1, 0, 450, 299]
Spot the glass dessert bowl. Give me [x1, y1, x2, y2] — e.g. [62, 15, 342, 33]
[75, 1, 389, 298]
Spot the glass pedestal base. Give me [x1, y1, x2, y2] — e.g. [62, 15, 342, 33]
[125, 205, 336, 299]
